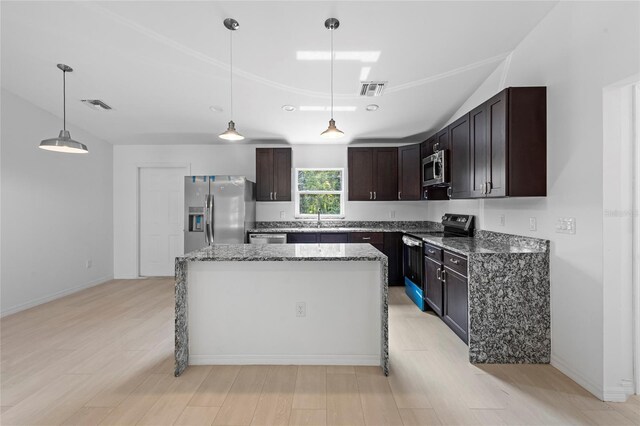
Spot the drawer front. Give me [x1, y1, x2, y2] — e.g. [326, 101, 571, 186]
[349, 232, 383, 245]
[423, 243, 443, 261]
[444, 251, 467, 276]
[287, 233, 317, 244]
[318, 233, 349, 243]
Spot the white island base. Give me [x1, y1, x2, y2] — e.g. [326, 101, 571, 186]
[187, 260, 382, 366]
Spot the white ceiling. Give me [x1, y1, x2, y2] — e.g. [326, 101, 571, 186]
[1, 1, 556, 145]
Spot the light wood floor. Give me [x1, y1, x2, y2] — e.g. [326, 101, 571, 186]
[1, 278, 639, 426]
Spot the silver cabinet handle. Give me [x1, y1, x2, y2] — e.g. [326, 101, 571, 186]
[369, 191, 373, 200]
[269, 192, 273, 200]
[436, 268, 441, 280]
[450, 258, 459, 265]
[374, 191, 377, 200]
[428, 249, 436, 254]
[447, 187, 452, 198]
[362, 237, 371, 241]
[424, 189, 428, 199]
[274, 192, 277, 200]
[486, 182, 492, 194]
[481, 183, 485, 195]
[398, 191, 401, 200]
[441, 269, 446, 283]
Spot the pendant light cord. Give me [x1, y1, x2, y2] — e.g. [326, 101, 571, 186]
[62, 69, 66, 132]
[229, 29, 233, 121]
[330, 26, 334, 120]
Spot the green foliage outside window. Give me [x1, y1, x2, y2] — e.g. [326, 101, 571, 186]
[296, 169, 343, 216]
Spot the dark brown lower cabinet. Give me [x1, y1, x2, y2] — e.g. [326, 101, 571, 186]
[424, 256, 444, 316]
[318, 233, 349, 243]
[442, 262, 468, 344]
[383, 232, 403, 286]
[287, 233, 318, 244]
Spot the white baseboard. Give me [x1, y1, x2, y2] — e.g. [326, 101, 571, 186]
[0, 275, 113, 317]
[603, 383, 635, 402]
[189, 354, 381, 366]
[551, 354, 604, 401]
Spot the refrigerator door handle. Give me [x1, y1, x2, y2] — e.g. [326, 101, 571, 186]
[209, 193, 215, 244]
[204, 195, 210, 245]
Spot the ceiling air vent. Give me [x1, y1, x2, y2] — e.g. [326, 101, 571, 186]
[81, 99, 113, 111]
[359, 81, 387, 97]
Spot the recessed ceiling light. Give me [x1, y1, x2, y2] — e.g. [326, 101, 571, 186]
[81, 99, 112, 111]
[282, 105, 296, 112]
[366, 104, 379, 111]
[209, 106, 223, 113]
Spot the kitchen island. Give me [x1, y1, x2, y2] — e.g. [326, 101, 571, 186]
[175, 243, 389, 377]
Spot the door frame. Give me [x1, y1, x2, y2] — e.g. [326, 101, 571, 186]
[136, 163, 190, 277]
[633, 83, 640, 395]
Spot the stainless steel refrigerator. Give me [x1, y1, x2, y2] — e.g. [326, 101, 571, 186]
[184, 176, 256, 253]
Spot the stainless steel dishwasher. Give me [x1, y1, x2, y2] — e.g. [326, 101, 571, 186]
[249, 234, 287, 244]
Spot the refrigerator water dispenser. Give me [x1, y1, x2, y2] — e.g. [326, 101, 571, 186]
[188, 207, 204, 232]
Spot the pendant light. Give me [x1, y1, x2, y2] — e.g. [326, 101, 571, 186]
[219, 18, 244, 141]
[39, 64, 88, 153]
[320, 18, 344, 139]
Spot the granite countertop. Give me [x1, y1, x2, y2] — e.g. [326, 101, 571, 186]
[409, 233, 546, 256]
[178, 243, 387, 262]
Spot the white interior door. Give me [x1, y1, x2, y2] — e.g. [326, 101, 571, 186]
[139, 167, 185, 276]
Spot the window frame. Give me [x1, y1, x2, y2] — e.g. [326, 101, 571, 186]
[294, 167, 345, 219]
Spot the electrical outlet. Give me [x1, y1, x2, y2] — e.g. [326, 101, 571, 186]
[280, 211, 285, 219]
[86, 259, 92, 269]
[529, 217, 537, 231]
[296, 302, 306, 317]
[555, 217, 576, 234]
[499, 214, 506, 226]
[389, 210, 396, 219]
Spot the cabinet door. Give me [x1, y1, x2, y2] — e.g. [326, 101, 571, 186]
[348, 148, 374, 201]
[486, 91, 507, 197]
[287, 233, 317, 243]
[373, 147, 398, 201]
[443, 267, 468, 343]
[255, 148, 274, 201]
[383, 232, 403, 286]
[435, 127, 449, 151]
[318, 233, 348, 243]
[423, 135, 436, 158]
[273, 148, 292, 201]
[449, 114, 471, 198]
[469, 104, 488, 198]
[398, 144, 421, 200]
[424, 256, 444, 316]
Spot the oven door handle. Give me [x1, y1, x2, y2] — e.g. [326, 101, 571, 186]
[402, 236, 423, 247]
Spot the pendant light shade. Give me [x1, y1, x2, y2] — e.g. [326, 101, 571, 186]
[320, 119, 344, 139]
[219, 18, 244, 141]
[219, 120, 244, 141]
[321, 18, 344, 139]
[39, 64, 88, 154]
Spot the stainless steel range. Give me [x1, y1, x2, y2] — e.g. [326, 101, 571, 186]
[402, 213, 474, 310]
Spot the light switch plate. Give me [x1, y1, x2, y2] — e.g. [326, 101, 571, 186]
[280, 211, 285, 219]
[389, 210, 396, 219]
[529, 217, 537, 231]
[556, 217, 576, 234]
[499, 214, 506, 226]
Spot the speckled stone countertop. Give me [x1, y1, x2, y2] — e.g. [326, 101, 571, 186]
[177, 243, 387, 262]
[406, 229, 550, 364]
[407, 234, 546, 256]
[175, 243, 390, 377]
[247, 220, 441, 234]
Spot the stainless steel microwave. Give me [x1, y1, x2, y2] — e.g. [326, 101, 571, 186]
[422, 150, 447, 186]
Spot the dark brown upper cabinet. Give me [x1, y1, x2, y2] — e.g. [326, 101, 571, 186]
[398, 144, 421, 200]
[450, 87, 546, 199]
[255, 148, 291, 201]
[435, 127, 449, 151]
[449, 113, 472, 199]
[348, 147, 398, 201]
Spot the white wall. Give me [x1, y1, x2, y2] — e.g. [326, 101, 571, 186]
[113, 144, 430, 278]
[427, 2, 640, 401]
[1, 89, 114, 316]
